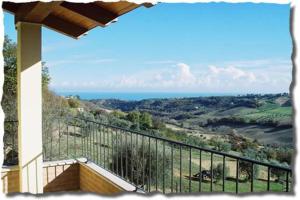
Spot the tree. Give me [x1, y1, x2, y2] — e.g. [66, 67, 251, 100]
[140, 112, 153, 129]
[2, 35, 17, 120]
[111, 110, 126, 119]
[2, 35, 54, 120]
[269, 160, 288, 182]
[127, 111, 140, 123]
[127, 111, 141, 130]
[67, 98, 80, 108]
[209, 137, 231, 152]
[213, 163, 229, 182]
[111, 137, 171, 188]
[2, 35, 69, 162]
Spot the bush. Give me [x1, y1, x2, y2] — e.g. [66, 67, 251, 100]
[111, 136, 171, 188]
[239, 161, 260, 181]
[209, 137, 231, 152]
[68, 98, 80, 108]
[213, 163, 229, 182]
[269, 160, 288, 182]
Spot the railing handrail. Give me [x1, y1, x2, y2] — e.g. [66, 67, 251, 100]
[73, 117, 292, 172]
[4, 120, 18, 123]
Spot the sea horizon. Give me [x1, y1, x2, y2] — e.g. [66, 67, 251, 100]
[54, 91, 281, 101]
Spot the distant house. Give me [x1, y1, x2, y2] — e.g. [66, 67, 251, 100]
[77, 107, 85, 113]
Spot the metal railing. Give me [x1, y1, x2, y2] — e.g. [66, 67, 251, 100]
[43, 117, 292, 193]
[3, 120, 18, 165]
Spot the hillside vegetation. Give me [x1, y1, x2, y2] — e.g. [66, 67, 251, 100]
[87, 94, 293, 146]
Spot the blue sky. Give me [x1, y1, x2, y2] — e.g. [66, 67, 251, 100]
[4, 3, 292, 93]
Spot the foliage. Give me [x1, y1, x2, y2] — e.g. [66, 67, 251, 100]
[209, 137, 231, 152]
[269, 160, 289, 182]
[2, 35, 55, 120]
[238, 161, 260, 180]
[140, 112, 153, 129]
[67, 98, 81, 108]
[2, 35, 17, 120]
[110, 110, 126, 119]
[213, 163, 229, 182]
[127, 111, 140, 123]
[111, 136, 171, 187]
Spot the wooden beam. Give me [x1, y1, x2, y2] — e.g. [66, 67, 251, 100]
[15, 2, 62, 24]
[60, 2, 118, 26]
[142, 3, 155, 8]
[2, 2, 22, 14]
[42, 14, 89, 39]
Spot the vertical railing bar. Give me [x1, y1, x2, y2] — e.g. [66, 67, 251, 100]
[104, 126, 106, 169]
[199, 150, 202, 192]
[179, 145, 182, 193]
[108, 126, 110, 170]
[89, 123, 92, 160]
[111, 128, 114, 172]
[210, 152, 213, 192]
[50, 119, 53, 160]
[286, 171, 289, 192]
[163, 141, 165, 194]
[80, 124, 83, 158]
[93, 123, 96, 162]
[96, 123, 98, 163]
[116, 129, 119, 174]
[156, 139, 158, 191]
[105, 126, 108, 169]
[125, 131, 128, 179]
[131, 132, 133, 183]
[108, 127, 111, 171]
[12, 122, 15, 162]
[90, 122, 94, 161]
[92, 123, 94, 161]
[142, 135, 145, 189]
[99, 124, 102, 165]
[82, 122, 87, 157]
[236, 159, 239, 194]
[58, 118, 61, 159]
[136, 134, 139, 186]
[171, 144, 174, 193]
[267, 167, 270, 191]
[74, 125, 76, 158]
[66, 123, 69, 157]
[86, 122, 89, 160]
[98, 124, 101, 165]
[121, 130, 124, 177]
[189, 147, 192, 193]
[223, 155, 225, 192]
[148, 137, 151, 192]
[251, 162, 254, 192]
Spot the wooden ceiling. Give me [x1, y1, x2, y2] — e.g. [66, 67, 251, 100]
[2, 1, 153, 39]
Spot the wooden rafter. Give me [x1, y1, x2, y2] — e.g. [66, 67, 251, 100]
[15, 2, 62, 23]
[2, 1, 154, 39]
[43, 13, 89, 38]
[60, 2, 118, 26]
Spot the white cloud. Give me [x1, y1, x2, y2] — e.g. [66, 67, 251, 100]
[176, 63, 197, 84]
[51, 59, 292, 93]
[208, 65, 256, 82]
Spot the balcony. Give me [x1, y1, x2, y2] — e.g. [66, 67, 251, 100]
[2, 117, 293, 194]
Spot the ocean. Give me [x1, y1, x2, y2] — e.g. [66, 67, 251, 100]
[56, 92, 239, 101]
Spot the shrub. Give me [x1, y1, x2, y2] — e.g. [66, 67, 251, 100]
[239, 161, 260, 181]
[68, 98, 80, 108]
[111, 136, 171, 188]
[213, 163, 229, 182]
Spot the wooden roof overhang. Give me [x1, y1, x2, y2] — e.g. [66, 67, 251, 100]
[2, 1, 153, 39]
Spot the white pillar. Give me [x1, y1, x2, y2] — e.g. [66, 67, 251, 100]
[16, 22, 43, 194]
